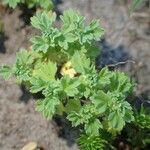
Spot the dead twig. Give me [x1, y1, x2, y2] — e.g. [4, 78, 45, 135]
[131, 11, 150, 19]
[107, 60, 135, 67]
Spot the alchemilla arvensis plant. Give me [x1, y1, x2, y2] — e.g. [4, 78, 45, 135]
[0, 10, 135, 149]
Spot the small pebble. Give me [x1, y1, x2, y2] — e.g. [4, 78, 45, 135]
[21, 142, 38, 150]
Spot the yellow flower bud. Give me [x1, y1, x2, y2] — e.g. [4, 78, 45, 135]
[60, 61, 77, 78]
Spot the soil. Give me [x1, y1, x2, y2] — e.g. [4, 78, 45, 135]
[0, 0, 149, 150]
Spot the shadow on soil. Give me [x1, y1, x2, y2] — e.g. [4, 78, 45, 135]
[132, 91, 150, 111]
[0, 32, 8, 53]
[19, 85, 32, 103]
[96, 39, 131, 70]
[18, 0, 63, 27]
[53, 115, 80, 147]
[18, 4, 36, 27]
[19, 85, 45, 103]
[53, 0, 63, 19]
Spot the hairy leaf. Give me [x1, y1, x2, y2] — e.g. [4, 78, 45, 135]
[65, 99, 81, 113]
[36, 97, 60, 119]
[108, 111, 125, 131]
[67, 105, 95, 127]
[110, 72, 133, 95]
[98, 67, 113, 87]
[71, 51, 91, 74]
[60, 76, 80, 97]
[30, 77, 47, 93]
[91, 90, 109, 114]
[31, 11, 56, 32]
[77, 134, 106, 150]
[0, 65, 13, 79]
[14, 50, 34, 81]
[32, 61, 57, 82]
[84, 119, 103, 136]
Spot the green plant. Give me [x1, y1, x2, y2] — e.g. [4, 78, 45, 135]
[130, 0, 144, 12]
[1, 0, 53, 10]
[127, 105, 150, 148]
[0, 10, 135, 150]
[0, 20, 3, 33]
[135, 105, 150, 129]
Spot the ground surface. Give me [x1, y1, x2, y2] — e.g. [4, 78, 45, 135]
[0, 0, 149, 150]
